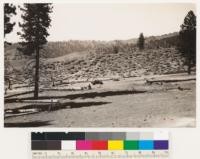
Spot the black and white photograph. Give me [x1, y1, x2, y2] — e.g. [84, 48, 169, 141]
[4, 3, 196, 127]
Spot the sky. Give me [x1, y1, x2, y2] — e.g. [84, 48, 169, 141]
[5, 3, 196, 42]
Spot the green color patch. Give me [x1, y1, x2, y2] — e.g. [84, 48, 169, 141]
[124, 140, 139, 150]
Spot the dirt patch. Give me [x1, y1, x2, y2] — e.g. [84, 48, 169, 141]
[4, 74, 196, 127]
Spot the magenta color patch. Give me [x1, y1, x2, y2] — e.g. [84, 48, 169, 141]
[76, 140, 92, 150]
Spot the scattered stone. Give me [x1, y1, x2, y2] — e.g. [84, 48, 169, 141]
[178, 86, 183, 91]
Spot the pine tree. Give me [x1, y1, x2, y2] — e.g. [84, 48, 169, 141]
[4, 3, 16, 37]
[178, 10, 196, 74]
[137, 33, 145, 50]
[18, 4, 52, 98]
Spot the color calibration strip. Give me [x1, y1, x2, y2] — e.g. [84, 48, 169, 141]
[31, 132, 169, 151]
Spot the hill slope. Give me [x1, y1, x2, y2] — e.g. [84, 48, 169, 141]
[5, 32, 186, 86]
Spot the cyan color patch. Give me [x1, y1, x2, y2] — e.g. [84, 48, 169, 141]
[139, 140, 154, 150]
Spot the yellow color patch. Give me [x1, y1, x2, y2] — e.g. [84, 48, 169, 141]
[108, 140, 124, 150]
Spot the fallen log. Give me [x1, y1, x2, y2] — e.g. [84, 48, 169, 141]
[146, 77, 196, 84]
[19, 99, 59, 103]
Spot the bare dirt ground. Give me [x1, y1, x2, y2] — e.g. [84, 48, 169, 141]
[4, 73, 196, 127]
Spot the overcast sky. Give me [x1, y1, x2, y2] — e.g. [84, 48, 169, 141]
[5, 3, 196, 42]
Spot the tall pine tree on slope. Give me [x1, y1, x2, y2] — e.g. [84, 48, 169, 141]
[18, 4, 53, 98]
[178, 10, 196, 74]
[137, 33, 145, 50]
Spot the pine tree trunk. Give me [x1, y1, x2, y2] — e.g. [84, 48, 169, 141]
[187, 58, 191, 75]
[188, 64, 191, 75]
[34, 46, 40, 99]
[8, 78, 11, 90]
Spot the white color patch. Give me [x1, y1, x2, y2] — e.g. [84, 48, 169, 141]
[61, 141, 76, 150]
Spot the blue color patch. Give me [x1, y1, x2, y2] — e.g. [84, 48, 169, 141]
[139, 140, 154, 150]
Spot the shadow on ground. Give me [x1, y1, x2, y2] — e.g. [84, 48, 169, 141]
[5, 90, 42, 99]
[4, 120, 52, 127]
[5, 101, 111, 118]
[5, 90, 146, 103]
